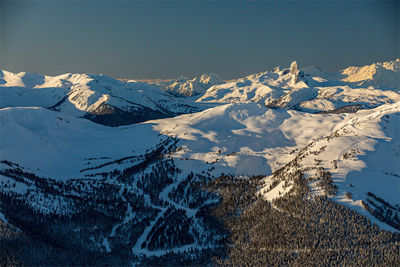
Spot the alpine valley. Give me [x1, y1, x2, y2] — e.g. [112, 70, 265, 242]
[1, 59, 399, 266]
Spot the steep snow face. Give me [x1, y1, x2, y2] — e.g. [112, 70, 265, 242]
[340, 59, 400, 89]
[302, 65, 324, 78]
[165, 73, 223, 97]
[0, 70, 208, 126]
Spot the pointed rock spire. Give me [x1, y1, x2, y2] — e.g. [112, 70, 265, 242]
[290, 61, 299, 74]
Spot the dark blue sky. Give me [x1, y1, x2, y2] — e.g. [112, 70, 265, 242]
[1, 1, 398, 79]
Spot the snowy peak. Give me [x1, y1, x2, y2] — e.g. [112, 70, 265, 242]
[340, 59, 400, 89]
[165, 73, 223, 97]
[302, 65, 324, 77]
[199, 73, 222, 86]
[289, 60, 308, 85]
[2, 58, 399, 126]
[197, 61, 313, 105]
[290, 61, 299, 74]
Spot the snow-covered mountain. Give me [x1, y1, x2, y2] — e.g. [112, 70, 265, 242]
[340, 59, 400, 89]
[0, 70, 209, 126]
[197, 60, 400, 113]
[196, 61, 310, 104]
[1, 59, 399, 265]
[163, 73, 223, 97]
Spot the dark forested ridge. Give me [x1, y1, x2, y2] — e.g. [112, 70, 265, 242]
[206, 175, 400, 266]
[0, 138, 226, 266]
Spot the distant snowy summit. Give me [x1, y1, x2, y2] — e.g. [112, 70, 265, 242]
[340, 59, 400, 89]
[164, 73, 223, 97]
[302, 59, 400, 90]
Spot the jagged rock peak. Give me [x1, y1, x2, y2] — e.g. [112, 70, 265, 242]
[199, 73, 222, 85]
[290, 61, 299, 74]
[273, 66, 281, 73]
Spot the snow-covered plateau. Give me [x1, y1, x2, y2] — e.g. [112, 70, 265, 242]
[0, 59, 399, 265]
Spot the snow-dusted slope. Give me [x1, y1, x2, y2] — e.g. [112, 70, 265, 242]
[261, 102, 400, 231]
[0, 70, 208, 126]
[152, 102, 344, 176]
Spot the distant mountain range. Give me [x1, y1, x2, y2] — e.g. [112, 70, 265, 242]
[0, 71, 210, 126]
[1, 59, 399, 126]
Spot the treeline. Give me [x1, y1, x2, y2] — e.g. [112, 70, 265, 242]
[363, 192, 400, 230]
[205, 174, 400, 266]
[0, 138, 227, 266]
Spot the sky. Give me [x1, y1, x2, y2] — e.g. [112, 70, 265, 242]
[0, 0, 398, 80]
